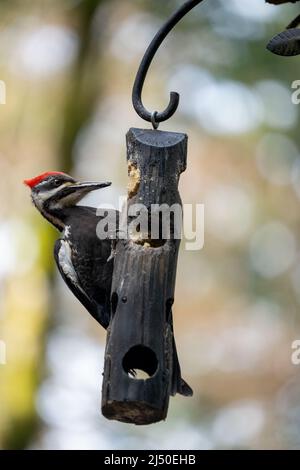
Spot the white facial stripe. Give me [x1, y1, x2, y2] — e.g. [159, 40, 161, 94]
[37, 182, 71, 201]
[51, 188, 92, 209]
[33, 183, 72, 212]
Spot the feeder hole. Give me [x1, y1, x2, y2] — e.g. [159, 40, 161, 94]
[122, 345, 158, 380]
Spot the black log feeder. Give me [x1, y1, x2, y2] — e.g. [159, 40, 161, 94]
[101, 0, 206, 425]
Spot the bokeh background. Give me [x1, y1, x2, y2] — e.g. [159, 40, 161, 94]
[1, 0, 300, 450]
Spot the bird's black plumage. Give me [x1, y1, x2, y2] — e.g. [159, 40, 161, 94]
[25, 172, 116, 328]
[54, 206, 117, 329]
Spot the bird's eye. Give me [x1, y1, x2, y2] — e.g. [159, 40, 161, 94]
[53, 179, 61, 187]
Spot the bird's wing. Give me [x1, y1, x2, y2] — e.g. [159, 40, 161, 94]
[54, 239, 109, 328]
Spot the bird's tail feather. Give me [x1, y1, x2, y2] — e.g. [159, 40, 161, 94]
[171, 336, 193, 397]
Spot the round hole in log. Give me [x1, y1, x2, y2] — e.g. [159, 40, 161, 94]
[122, 345, 158, 380]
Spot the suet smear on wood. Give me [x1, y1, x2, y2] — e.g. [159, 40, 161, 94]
[127, 161, 140, 198]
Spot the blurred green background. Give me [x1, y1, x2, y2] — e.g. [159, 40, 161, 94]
[1, 0, 300, 450]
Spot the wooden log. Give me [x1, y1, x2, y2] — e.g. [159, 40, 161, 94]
[101, 128, 188, 425]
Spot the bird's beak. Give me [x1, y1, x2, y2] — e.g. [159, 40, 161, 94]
[68, 181, 112, 192]
[58, 181, 111, 204]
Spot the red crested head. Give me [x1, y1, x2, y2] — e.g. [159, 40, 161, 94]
[23, 171, 66, 188]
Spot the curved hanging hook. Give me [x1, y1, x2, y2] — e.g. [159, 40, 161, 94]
[132, 0, 204, 127]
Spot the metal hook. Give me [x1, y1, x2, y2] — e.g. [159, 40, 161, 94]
[151, 111, 159, 130]
[132, 0, 203, 125]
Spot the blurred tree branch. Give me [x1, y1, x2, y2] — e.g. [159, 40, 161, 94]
[60, 0, 109, 171]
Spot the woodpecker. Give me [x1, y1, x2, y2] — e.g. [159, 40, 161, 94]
[24, 171, 115, 329]
[24, 171, 192, 397]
